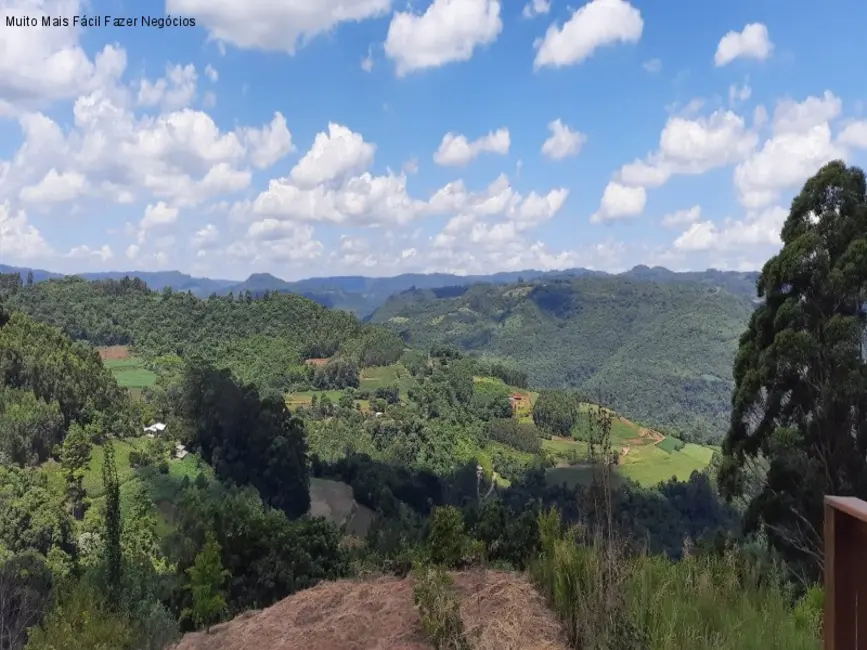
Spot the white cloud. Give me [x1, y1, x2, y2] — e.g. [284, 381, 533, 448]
[714, 23, 773, 67]
[192, 224, 220, 249]
[67, 244, 113, 262]
[728, 81, 752, 106]
[0, 76, 293, 215]
[361, 50, 375, 72]
[253, 171, 424, 227]
[534, 0, 643, 69]
[734, 93, 846, 208]
[137, 63, 198, 111]
[838, 121, 867, 149]
[433, 128, 510, 167]
[385, 0, 502, 76]
[661, 205, 701, 228]
[19, 169, 87, 204]
[204, 65, 218, 82]
[523, 0, 551, 18]
[541, 119, 587, 160]
[734, 124, 844, 208]
[291, 123, 376, 187]
[241, 112, 295, 170]
[772, 91, 841, 135]
[591, 181, 646, 223]
[642, 58, 661, 73]
[617, 109, 758, 189]
[674, 206, 787, 252]
[141, 202, 179, 230]
[0, 0, 125, 116]
[0, 202, 52, 261]
[166, 0, 391, 54]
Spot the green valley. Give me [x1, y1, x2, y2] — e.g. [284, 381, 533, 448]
[370, 276, 754, 443]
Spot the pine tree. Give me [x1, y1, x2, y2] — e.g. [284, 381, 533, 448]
[60, 423, 92, 520]
[102, 440, 123, 601]
[184, 532, 230, 632]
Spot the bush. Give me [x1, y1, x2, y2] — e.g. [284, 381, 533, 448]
[485, 419, 542, 453]
[411, 563, 471, 650]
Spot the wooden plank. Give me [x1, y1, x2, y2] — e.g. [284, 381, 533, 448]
[825, 496, 867, 649]
[825, 496, 867, 525]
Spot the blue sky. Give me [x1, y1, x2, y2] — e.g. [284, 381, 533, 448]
[0, 0, 865, 281]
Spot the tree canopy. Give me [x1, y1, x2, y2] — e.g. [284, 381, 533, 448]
[720, 160, 867, 579]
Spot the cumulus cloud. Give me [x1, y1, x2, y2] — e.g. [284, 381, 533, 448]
[385, 0, 502, 76]
[714, 23, 773, 67]
[534, 0, 643, 69]
[166, 0, 391, 54]
[0, 0, 126, 116]
[661, 205, 701, 228]
[0, 202, 52, 261]
[291, 123, 375, 187]
[0, 76, 291, 214]
[136, 63, 198, 111]
[616, 109, 758, 190]
[541, 120, 587, 160]
[433, 128, 510, 167]
[591, 182, 646, 223]
[673, 206, 787, 252]
[734, 92, 846, 208]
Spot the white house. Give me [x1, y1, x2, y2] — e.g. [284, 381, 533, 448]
[143, 422, 167, 434]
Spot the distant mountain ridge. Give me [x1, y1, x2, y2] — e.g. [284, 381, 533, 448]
[0, 263, 759, 317]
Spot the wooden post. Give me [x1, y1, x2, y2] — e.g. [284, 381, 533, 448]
[824, 496, 867, 650]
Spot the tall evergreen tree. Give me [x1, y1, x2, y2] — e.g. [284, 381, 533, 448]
[720, 161, 867, 581]
[184, 532, 229, 632]
[102, 440, 123, 600]
[61, 423, 92, 520]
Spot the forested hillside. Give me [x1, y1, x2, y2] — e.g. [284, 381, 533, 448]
[2, 276, 404, 395]
[371, 277, 754, 443]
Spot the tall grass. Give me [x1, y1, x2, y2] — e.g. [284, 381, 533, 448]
[529, 402, 820, 650]
[530, 507, 821, 650]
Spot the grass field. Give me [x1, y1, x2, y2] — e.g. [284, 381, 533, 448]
[103, 357, 157, 389]
[359, 364, 415, 393]
[286, 364, 415, 410]
[541, 400, 715, 488]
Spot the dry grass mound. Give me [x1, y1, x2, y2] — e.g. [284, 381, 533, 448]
[173, 571, 567, 650]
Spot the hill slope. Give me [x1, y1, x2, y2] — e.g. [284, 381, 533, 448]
[370, 277, 755, 441]
[173, 571, 567, 650]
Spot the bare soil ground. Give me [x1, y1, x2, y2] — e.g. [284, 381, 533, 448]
[304, 358, 330, 367]
[96, 345, 130, 360]
[173, 571, 567, 650]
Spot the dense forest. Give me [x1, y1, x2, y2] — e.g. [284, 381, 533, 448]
[370, 276, 754, 443]
[2, 277, 405, 396]
[5, 162, 867, 649]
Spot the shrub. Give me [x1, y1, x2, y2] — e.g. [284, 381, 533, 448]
[411, 563, 471, 650]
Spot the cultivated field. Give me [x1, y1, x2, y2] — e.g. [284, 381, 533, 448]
[542, 406, 715, 488]
[97, 345, 157, 396]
